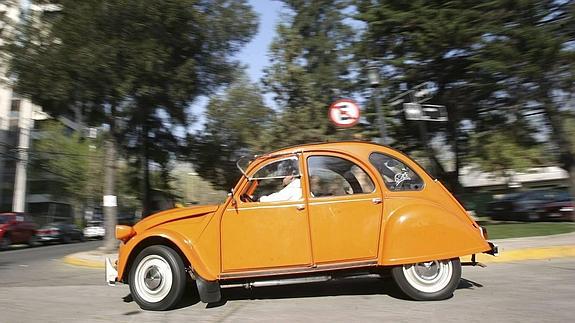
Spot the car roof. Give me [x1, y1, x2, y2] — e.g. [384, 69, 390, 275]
[262, 141, 395, 157]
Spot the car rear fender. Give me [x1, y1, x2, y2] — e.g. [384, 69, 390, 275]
[379, 199, 490, 266]
[117, 228, 217, 283]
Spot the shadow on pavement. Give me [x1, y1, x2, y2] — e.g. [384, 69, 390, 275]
[211, 276, 410, 308]
[458, 278, 484, 289]
[123, 276, 486, 310]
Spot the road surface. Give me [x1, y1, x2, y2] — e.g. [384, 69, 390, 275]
[0, 243, 573, 322]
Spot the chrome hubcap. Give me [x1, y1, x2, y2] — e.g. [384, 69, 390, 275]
[144, 266, 163, 290]
[414, 261, 440, 280]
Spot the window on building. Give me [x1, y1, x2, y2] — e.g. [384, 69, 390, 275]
[10, 99, 21, 112]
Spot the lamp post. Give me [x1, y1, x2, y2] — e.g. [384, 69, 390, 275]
[367, 62, 386, 145]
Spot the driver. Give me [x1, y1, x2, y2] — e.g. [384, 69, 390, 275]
[259, 174, 302, 202]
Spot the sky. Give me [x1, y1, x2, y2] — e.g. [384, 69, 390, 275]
[238, 0, 283, 83]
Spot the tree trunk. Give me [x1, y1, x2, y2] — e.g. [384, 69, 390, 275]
[100, 106, 118, 252]
[140, 106, 151, 218]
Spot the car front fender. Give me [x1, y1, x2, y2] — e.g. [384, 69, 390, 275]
[116, 227, 217, 282]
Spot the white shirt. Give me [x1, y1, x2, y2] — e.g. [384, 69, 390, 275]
[259, 179, 302, 202]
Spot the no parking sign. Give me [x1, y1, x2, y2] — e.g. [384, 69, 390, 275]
[328, 99, 360, 128]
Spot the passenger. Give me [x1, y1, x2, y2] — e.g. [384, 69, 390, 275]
[310, 175, 323, 197]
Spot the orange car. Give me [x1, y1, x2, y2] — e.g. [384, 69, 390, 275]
[106, 141, 498, 310]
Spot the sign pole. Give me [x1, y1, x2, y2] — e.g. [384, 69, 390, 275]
[374, 86, 386, 145]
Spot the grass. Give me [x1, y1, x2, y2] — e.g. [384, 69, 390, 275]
[482, 221, 575, 239]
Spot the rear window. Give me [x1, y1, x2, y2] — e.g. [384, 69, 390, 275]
[369, 153, 424, 191]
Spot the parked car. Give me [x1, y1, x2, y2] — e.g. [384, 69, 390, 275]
[37, 223, 84, 244]
[0, 213, 38, 250]
[83, 222, 105, 240]
[487, 189, 569, 221]
[538, 191, 574, 221]
[106, 142, 497, 311]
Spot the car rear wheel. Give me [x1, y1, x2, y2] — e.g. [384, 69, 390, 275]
[129, 245, 186, 311]
[391, 258, 461, 301]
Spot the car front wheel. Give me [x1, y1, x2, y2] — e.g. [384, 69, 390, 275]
[129, 245, 186, 311]
[391, 258, 461, 301]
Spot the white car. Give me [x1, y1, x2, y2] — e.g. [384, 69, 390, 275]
[83, 225, 105, 240]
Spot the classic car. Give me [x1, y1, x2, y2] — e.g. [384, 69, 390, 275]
[106, 141, 498, 310]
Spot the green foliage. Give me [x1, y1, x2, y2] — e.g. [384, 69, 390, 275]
[8, 0, 258, 116]
[192, 74, 274, 190]
[4, 0, 259, 207]
[32, 121, 104, 204]
[262, 0, 357, 148]
[466, 129, 545, 176]
[355, 0, 574, 188]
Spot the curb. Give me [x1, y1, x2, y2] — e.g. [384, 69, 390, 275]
[63, 254, 106, 269]
[461, 245, 575, 263]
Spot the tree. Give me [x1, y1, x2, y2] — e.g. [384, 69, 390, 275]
[192, 74, 274, 191]
[262, 0, 357, 148]
[4, 0, 258, 250]
[31, 121, 104, 213]
[355, 0, 575, 197]
[472, 0, 575, 200]
[355, 0, 498, 191]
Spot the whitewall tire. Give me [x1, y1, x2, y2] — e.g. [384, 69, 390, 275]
[129, 245, 186, 311]
[392, 258, 461, 300]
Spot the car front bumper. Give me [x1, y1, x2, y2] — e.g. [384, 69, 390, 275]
[105, 257, 118, 286]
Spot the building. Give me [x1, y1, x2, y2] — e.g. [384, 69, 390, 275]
[1, 0, 76, 225]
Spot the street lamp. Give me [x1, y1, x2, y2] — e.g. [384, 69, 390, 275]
[367, 62, 386, 145]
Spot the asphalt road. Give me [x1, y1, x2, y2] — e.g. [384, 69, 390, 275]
[0, 243, 574, 322]
[0, 240, 102, 287]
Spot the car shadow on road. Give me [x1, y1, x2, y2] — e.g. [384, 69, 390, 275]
[123, 276, 485, 311]
[208, 276, 412, 308]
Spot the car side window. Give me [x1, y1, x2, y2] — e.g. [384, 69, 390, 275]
[307, 156, 375, 197]
[369, 153, 424, 191]
[245, 157, 303, 202]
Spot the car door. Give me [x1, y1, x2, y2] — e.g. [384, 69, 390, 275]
[304, 152, 383, 264]
[221, 154, 313, 273]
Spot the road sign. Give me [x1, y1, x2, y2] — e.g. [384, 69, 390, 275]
[404, 103, 448, 122]
[329, 99, 361, 127]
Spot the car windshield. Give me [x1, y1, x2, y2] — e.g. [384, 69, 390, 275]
[0, 215, 8, 224]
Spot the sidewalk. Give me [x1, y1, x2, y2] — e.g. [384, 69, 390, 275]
[64, 232, 575, 269]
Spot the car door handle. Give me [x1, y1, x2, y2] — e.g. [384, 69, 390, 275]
[372, 198, 382, 204]
[296, 204, 305, 211]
